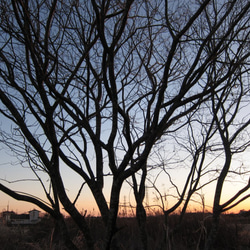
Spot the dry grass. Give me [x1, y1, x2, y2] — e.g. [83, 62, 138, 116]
[0, 212, 250, 249]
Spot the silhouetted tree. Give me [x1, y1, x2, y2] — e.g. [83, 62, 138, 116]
[0, 1, 250, 249]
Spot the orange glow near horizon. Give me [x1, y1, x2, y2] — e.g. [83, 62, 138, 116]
[1, 150, 250, 216]
[1, 189, 250, 217]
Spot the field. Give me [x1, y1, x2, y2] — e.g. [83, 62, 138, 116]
[0, 212, 250, 250]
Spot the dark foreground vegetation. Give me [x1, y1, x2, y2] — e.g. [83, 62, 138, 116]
[1, 212, 250, 250]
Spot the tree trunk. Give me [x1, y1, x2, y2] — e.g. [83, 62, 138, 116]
[51, 215, 78, 250]
[163, 213, 172, 250]
[104, 179, 122, 250]
[136, 203, 148, 250]
[204, 213, 220, 250]
[90, 181, 110, 225]
[52, 169, 94, 250]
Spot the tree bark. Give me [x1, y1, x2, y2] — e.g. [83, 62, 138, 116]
[51, 215, 78, 250]
[104, 178, 122, 250]
[204, 212, 220, 250]
[136, 203, 148, 250]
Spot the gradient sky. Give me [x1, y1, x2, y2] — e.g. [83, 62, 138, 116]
[1, 110, 250, 215]
[1, 142, 250, 216]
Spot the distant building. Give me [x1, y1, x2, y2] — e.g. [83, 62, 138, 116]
[239, 210, 250, 217]
[1, 211, 15, 225]
[1, 209, 40, 225]
[29, 209, 40, 221]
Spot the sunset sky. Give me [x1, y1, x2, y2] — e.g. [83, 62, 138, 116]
[1, 142, 250, 216]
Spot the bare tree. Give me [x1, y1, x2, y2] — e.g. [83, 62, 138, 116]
[149, 88, 250, 249]
[204, 54, 250, 249]
[142, 109, 219, 249]
[0, 0, 250, 249]
[131, 1, 250, 249]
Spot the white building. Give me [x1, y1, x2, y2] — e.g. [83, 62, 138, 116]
[29, 209, 40, 222]
[1, 209, 41, 225]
